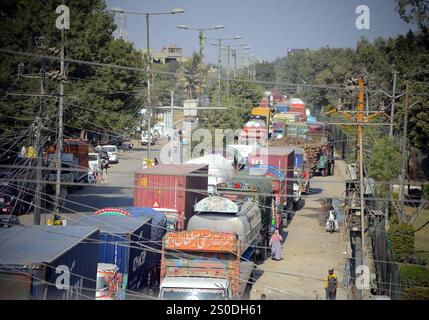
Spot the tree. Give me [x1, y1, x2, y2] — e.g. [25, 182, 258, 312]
[0, 0, 146, 147]
[395, 0, 429, 28]
[176, 52, 207, 100]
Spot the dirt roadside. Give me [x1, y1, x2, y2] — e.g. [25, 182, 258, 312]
[250, 159, 349, 300]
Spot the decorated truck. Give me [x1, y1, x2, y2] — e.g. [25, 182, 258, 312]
[159, 230, 253, 300]
[217, 171, 278, 260]
[158, 196, 265, 300]
[238, 115, 269, 146]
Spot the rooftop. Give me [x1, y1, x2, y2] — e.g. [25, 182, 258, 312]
[0, 226, 98, 266]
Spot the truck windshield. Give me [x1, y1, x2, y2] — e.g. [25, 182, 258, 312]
[161, 288, 226, 300]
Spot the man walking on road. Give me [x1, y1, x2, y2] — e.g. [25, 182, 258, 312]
[325, 268, 338, 300]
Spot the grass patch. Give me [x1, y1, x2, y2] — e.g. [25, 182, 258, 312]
[405, 206, 429, 262]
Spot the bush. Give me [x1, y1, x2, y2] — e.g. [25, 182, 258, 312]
[400, 265, 429, 300]
[388, 223, 415, 263]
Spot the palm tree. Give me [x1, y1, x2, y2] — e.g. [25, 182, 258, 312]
[176, 52, 207, 99]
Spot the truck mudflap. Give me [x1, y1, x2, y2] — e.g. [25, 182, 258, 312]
[238, 261, 254, 298]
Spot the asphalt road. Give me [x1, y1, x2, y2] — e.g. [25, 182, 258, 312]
[63, 143, 162, 215]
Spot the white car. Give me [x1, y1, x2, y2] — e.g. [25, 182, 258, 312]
[101, 145, 118, 164]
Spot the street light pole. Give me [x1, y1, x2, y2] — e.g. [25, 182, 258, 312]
[111, 8, 185, 160]
[218, 38, 221, 108]
[146, 13, 152, 160]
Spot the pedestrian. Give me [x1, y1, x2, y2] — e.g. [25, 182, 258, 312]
[260, 293, 266, 300]
[325, 268, 338, 300]
[153, 157, 159, 165]
[269, 229, 283, 261]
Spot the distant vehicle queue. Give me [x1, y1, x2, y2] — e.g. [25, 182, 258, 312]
[0, 94, 336, 300]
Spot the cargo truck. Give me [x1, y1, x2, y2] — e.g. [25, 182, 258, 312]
[159, 196, 264, 300]
[248, 146, 295, 218]
[0, 225, 100, 300]
[133, 164, 208, 231]
[73, 215, 153, 294]
[159, 230, 253, 300]
[46, 138, 89, 184]
[94, 207, 167, 291]
[217, 171, 278, 260]
[251, 107, 270, 130]
[238, 115, 269, 146]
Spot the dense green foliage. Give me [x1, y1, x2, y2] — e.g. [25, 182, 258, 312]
[388, 223, 415, 263]
[400, 264, 429, 299]
[254, 27, 429, 179]
[0, 0, 146, 147]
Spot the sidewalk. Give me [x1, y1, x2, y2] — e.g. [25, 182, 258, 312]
[250, 160, 349, 300]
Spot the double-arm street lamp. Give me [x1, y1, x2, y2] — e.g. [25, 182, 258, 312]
[177, 24, 224, 56]
[111, 7, 185, 159]
[205, 36, 242, 107]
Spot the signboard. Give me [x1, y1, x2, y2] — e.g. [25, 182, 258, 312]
[183, 99, 198, 117]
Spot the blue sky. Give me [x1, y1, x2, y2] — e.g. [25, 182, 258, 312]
[106, 0, 417, 63]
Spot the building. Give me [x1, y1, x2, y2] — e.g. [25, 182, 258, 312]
[141, 45, 190, 64]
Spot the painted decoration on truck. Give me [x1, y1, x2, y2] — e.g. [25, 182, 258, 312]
[216, 181, 258, 192]
[94, 208, 130, 216]
[194, 196, 239, 213]
[164, 230, 238, 253]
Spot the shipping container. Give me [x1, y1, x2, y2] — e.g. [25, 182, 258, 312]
[93, 207, 167, 289]
[0, 225, 100, 300]
[133, 164, 208, 230]
[248, 147, 295, 210]
[73, 215, 152, 291]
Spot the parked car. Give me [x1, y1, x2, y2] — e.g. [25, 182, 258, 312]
[0, 214, 22, 228]
[101, 145, 119, 164]
[140, 131, 156, 146]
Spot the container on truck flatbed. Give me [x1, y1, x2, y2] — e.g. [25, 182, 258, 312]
[0, 225, 99, 300]
[73, 215, 152, 292]
[134, 164, 208, 230]
[94, 207, 167, 288]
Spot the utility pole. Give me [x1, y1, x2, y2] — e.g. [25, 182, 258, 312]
[324, 75, 388, 299]
[146, 13, 152, 160]
[398, 81, 409, 223]
[385, 69, 397, 230]
[358, 77, 366, 300]
[389, 70, 397, 137]
[226, 45, 230, 105]
[54, 28, 65, 221]
[233, 49, 237, 78]
[33, 36, 46, 225]
[170, 90, 174, 163]
[217, 38, 222, 108]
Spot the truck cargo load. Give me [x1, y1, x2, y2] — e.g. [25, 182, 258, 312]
[217, 171, 278, 260]
[248, 146, 294, 207]
[186, 154, 234, 194]
[73, 215, 152, 292]
[46, 138, 89, 184]
[0, 225, 100, 300]
[94, 206, 167, 290]
[159, 230, 252, 300]
[188, 196, 262, 260]
[133, 164, 208, 230]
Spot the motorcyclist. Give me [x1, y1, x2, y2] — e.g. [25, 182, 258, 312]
[326, 206, 339, 232]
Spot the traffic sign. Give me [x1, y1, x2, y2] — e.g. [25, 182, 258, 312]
[152, 199, 160, 208]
